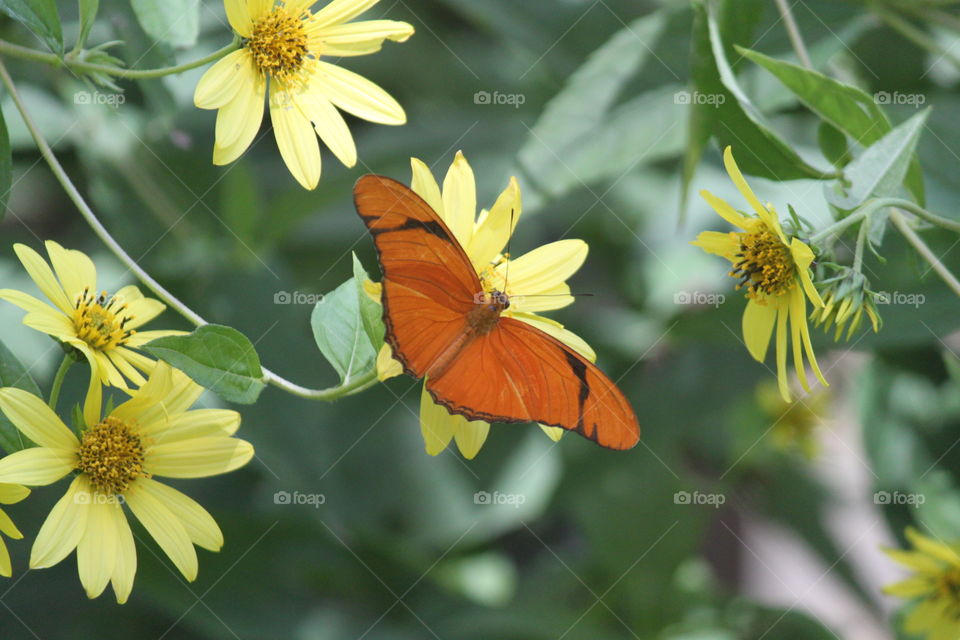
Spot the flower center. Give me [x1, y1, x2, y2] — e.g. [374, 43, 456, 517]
[247, 6, 311, 86]
[937, 567, 960, 604]
[77, 417, 148, 495]
[729, 230, 795, 300]
[72, 288, 135, 351]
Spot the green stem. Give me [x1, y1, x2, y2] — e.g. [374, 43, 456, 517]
[775, 0, 813, 69]
[874, 5, 960, 70]
[0, 38, 239, 79]
[48, 354, 73, 410]
[0, 59, 373, 403]
[809, 197, 960, 245]
[889, 209, 960, 298]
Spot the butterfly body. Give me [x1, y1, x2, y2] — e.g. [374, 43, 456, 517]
[355, 174, 640, 450]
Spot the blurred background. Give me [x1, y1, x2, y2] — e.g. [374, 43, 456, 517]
[1, 0, 959, 637]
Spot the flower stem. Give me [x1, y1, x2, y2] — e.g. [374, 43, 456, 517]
[0, 59, 375, 403]
[0, 38, 239, 79]
[810, 197, 960, 245]
[48, 354, 73, 410]
[889, 209, 960, 298]
[775, 0, 813, 69]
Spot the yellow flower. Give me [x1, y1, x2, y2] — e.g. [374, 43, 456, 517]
[0, 241, 182, 425]
[373, 152, 593, 458]
[0, 362, 254, 603]
[692, 147, 827, 402]
[0, 483, 29, 577]
[883, 527, 960, 640]
[809, 269, 881, 341]
[194, 0, 414, 190]
[755, 380, 828, 460]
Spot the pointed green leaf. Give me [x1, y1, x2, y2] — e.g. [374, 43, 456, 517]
[0, 0, 62, 52]
[0, 341, 41, 453]
[312, 272, 379, 385]
[144, 325, 266, 404]
[77, 0, 99, 49]
[130, 0, 199, 48]
[351, 253, 385, 352]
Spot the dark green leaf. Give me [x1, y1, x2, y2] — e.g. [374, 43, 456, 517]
[144, 325, 266, 404]
[0, 0, 62, 52]
[817, 121, 850, 168]
[0, 105, 11, 221]
[0, 341, 41, 453]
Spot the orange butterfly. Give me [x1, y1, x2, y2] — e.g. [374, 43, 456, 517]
[354, 175, 640, 450]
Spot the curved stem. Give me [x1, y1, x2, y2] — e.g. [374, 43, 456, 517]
[809, 197, 960, 245]
[889, 209, 960, 298]
[775, 0, 813, 69]
[0, 58, 373, 402]
[0, 38, 239, 79]
[48, 354, 73, 410]
[881, 198, 960, 234]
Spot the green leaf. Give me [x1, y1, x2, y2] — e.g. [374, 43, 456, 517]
[696, 3, 833, 181]
[817, 121, 850, 168]
[735, 45, 924, 203]
[0, 0, 62, 52]
[0, 341, 41, 453]
[0, 105, 11, 222]
[144, 325, 266, 404]
[77, 0, 99, 49]
[311, 269, 380, 385]
[828, 108, 930, 210]
[351, 253, 385, 352]
[130, 0, 199, 48]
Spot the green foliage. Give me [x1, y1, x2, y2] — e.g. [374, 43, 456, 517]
[144, 325, 266, 404]
[129, 0, 199, 49]
[0, 0, 61, 52]
[0, 340, 39, 453]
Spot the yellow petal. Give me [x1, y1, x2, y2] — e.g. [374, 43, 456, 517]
[0, 288, 59, 316]
[791, 239, 824, 308]
[298, 89, 357, 168]
[44, 240, 96, 304]
[143, 409, 241, 442]
[0, 448, 76, 486]
[467, 176, 521, 269]
[775, 302, 790, 402]
[110, 506, 136, 604]
[0, 539, 10, 577]
[906, 527, 960, 565]
[117, 288, 166, 330]
[31, 475, 89, 568]
[883, 547, 943, 574]
[0, 387, 78, 449]
[314, 61, 406, 125]
[789, 288, 810, 392]
[376, 343, 403, 381]
[313, 20, 414, 57]
[0, 483, 29, 504]
[699, 190, 750, 229]
[539, 425, 565, 442]
[77, 499, 118, 599]
[723, 146, 767, 219]
[510, 312, 596, 361]
[796, 291, 828, 387]
[22, 308, 76, 340]
[105, 350, 147, 388]
[146, 437, 254, 478]
[212, 64, 266, 165]
[311, 0, 379, 30]
[419, 384, 456, 456]
[410, 157, 444, 216]
[742, 299, 776, 363]
[125, 482, 198, 581]
[0, 507, 22, 539]
[498, 239, 586, 297]
[138, 478, 223, 551]
[454, 419, 489, 460]
[12, 243, 72, 314]
[883, 576, 934, 598]
[441, 151, 476, 246]
[114, 363, 204, 429]
[509, 283, 572, 313]
[224, 0, 253, 37]
[271, 91, 322, 190]
[123, 330, 186, 348]
[690, 230, 739, 261]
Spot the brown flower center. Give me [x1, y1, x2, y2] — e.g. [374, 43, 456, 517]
[72, 288, 135, 351]
[937, 567, 960, 605]
[247, 7, 311, 86]
[729, 230, 795, 300]
[77, 417, 148, 495]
